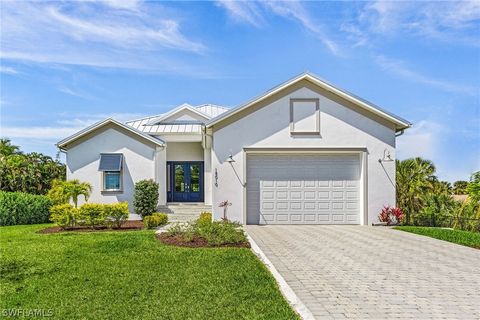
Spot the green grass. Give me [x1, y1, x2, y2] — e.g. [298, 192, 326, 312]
[394, 226, 480, 249]
[0, 225, 298, 320]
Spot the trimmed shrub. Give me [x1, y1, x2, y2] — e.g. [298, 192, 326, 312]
[198, 211, 212, 224]
[78, 203, 107, 228]
[46, 179, 70, 205]
[133, 179, 159, 217]
[197, 221, 247, 246]
[164, 216, 247, 246]
[104, 202, 129, 229]
[0, 191, 52, 226]
[143, 213, 168, 229]
[50, 204, 78, 229]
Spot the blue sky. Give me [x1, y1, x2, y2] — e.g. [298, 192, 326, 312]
[1, 1, 479, 182]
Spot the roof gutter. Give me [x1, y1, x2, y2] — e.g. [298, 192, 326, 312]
[395, 129, 405, 137]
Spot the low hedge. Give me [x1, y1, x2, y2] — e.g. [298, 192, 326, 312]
[164, 217, 247, 246]
[50, 202, 130, 229]
[0, 191, 52, 226]
[143, 213, 168, 229]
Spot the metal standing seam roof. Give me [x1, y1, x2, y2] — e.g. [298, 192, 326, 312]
[124, 104, 229, 134]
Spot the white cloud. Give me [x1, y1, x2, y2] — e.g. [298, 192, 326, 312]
[217, 0, 340, 55]
[396, 119, 480, 182]
[264, 1, 340, 55]
[0, 1, 210, 75]
[0, 66, 18, 75]
[57, 87, 92, 99]
[1, 112, 146, 140]
[375, 55, 477, 96]
[44, 6, 203, 52]
[1, 126, 84, 140]
[56, 112, 145, 127]
[101, 0, 141, 11]
[396, 120, 443, 161]
[216, 1, 265, 27]
[352, 1, 480, 46]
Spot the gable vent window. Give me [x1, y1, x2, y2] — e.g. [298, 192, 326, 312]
[290, 98, 320, 135]
[99, 153, 123, 191]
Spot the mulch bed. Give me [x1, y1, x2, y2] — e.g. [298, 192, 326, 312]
[38, 220, 144, 234]
[156, 233, 250, 248]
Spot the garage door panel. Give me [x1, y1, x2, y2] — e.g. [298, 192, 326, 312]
[304, 191, 316, 199]
[247, 154, 361, 225]
[277, 202, 289, 210]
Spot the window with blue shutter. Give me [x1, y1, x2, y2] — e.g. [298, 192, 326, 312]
[99, 154, 123, 191]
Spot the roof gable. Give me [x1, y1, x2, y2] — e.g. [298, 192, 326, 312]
[57, 118, 165, 150]
[207, 72, 411, 131]
[145, 103, 210, 125]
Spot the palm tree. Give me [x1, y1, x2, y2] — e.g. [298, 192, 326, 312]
[64, 179, 92, 208]
[453, 180, 469, 195]
[396, 157, 436, 224]
[0, 138, 21, 156]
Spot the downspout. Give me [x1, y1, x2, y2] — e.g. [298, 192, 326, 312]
[395, 129, 405, 137]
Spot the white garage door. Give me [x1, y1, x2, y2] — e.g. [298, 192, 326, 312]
[246, 154, 361, 225]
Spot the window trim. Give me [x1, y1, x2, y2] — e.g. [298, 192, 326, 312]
[102, 170, 123, 192]
[289, 98, 320, 135]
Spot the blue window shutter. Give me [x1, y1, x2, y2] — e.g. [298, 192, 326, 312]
[99, 154, 123, 171]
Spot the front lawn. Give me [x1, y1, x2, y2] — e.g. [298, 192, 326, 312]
[0, 225, 298, 319]
[394, 226, 480, 249]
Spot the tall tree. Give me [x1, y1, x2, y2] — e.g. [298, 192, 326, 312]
[0, 139, 65, 194]
[396, 157, 436, 224]
[452, 180, 469, 195]
[466, 171, 480, 203]
[0, 138, 21, 156]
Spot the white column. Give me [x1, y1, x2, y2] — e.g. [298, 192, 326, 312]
[204, 147, 212, 205]
[155, 146, 167, 206]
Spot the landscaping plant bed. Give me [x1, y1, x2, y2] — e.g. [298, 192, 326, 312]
[157, 233, 250, 248]
[39, 220, 144, 233]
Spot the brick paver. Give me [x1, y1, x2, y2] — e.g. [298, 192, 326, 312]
[246, 225, 480, 319]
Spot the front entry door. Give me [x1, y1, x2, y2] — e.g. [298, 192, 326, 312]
[168, 162, 204, 202]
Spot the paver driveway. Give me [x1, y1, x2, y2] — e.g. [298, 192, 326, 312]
[247, 225, 480, 320]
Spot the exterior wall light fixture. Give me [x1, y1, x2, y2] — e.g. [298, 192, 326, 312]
[378, 149, 394, 163]
[226, 154, 235, 163]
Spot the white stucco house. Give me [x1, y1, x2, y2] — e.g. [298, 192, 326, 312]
[57, 73, 411, 225]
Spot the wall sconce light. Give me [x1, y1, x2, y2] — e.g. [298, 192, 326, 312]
[378, 149, 394, 163]
[226, 154, 235, 163]
[214, 168, 218, 187]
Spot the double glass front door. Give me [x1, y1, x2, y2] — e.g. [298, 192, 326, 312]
[167, 162, 203, 202]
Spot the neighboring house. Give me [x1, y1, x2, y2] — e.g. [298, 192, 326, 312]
[57, 73, 411, 225]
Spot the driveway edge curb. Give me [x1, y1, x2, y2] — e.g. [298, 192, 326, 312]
[247, 234, 315, 320]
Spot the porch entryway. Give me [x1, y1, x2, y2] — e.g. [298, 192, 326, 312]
[167, 161, 204, 202]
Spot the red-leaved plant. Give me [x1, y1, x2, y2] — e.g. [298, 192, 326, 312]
[378, 205, 404, 225]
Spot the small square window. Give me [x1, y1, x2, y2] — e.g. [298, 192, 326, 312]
[104, 171, 121, 191]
